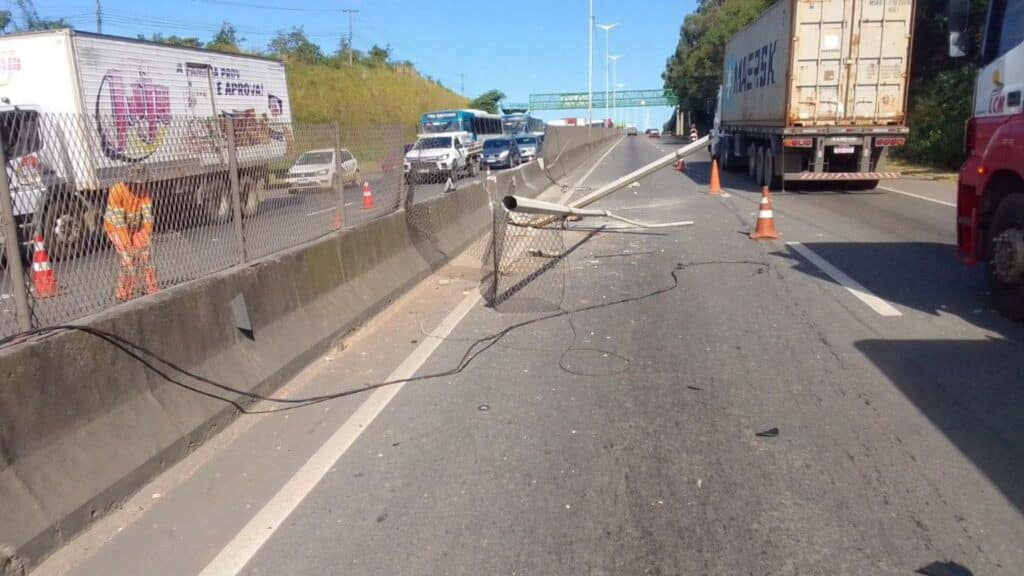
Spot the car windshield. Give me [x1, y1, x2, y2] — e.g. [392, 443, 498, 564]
[416, 137, 452, 149]
[295, 151, 333, 165]
[483, 139, 510, 151]
[515, 137, 537, 146]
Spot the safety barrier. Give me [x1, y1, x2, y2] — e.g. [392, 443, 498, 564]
[0, 124, 618, 574]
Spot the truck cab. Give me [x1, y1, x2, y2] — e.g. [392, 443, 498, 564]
[950, 0, 1024, 318]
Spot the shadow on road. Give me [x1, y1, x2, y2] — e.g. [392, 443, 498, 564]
[776, 240, 1024, 514]
[855, 337, 1024, 515]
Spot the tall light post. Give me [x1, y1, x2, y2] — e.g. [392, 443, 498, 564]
[609, 55, 622, 125]
[596, 22, 618, 121]
[587, 0, 594, 125]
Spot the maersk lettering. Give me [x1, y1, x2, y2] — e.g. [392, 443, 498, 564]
[732, 40, 777, 95]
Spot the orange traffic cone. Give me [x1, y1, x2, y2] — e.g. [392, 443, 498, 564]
[361, 181, 374, 210]
[750, 186, 780, 240]
[331, 207, 342, 230]
[31, 234, 58, 298]
[709, 158, 722, 195]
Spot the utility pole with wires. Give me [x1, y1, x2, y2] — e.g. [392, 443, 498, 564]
[95, 0, 102, 34]
[342, 8, 359, 65]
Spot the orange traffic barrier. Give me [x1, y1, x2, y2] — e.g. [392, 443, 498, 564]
[361, 180, 374, 210]
[709, 158, 722, 195]
[31, 234, 58, 298]
[750, 186, 780, 240]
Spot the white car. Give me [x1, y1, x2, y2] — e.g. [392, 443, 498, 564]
[286, 148, 360, 192]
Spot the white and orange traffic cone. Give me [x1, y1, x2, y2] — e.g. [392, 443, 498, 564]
[31, 234, 58, 298]
[750, 186, 780, 240]
[361, 180, 374, 210]
[709, 158, 722, 195]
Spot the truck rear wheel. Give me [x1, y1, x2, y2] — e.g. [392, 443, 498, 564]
[203, 176, 233, 223]
[764, 148, 782, 190]
[989, 194, 1024, 320]
[42, 193, 92, 260]
[239, 173, 263, 218]
[755, 146, 766, 187]
[747, 144, 757, 180]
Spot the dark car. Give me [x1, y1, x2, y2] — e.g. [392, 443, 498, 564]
[514, 135, 541, 162]
[482, 137, 521, 169]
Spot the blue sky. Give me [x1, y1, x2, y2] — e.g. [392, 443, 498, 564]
[28, 0, 693, 128]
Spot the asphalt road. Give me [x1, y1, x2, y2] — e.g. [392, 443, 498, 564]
[34, 135, 1024, 575]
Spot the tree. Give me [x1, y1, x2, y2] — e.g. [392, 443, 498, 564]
[141, 33, 202, 48]
[662, 0, 771, 131]
[0, 10, 13, 33]
[468, 89, 505, 114]
[362, 44, 390, 67]
[14, 0, 70, 31]
[207, 21, 243, 53]
[268, 26, 323, 64]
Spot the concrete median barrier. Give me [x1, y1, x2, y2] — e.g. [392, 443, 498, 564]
[0, 124, 618, 575]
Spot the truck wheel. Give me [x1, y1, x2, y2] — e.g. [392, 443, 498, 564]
[988, 194, 1024, 320]
[764, 149, 782, 190]
[755, 146, 766, 187]
[42, 194, 91, 260]
[203, 177, 232, 223]
[240, 174, 263, 218]
[747, 144, 757, 180]
[720, 142, 732, 171]
[469, 159, 479, 177]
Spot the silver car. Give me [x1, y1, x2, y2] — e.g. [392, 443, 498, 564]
[514, 135, 541, 162]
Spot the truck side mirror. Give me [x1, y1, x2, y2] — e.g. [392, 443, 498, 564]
[948, 0, 969, 58]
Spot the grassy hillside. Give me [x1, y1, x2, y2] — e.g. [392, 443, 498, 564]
[287, 63, 468, 134]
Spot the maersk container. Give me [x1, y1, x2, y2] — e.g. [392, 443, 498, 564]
[0, 29, 293, 257]
[714, 0, 915, 188]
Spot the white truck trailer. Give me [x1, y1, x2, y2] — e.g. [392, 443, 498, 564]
[0, 29, 293, 258]
[712, 0, 914, 189]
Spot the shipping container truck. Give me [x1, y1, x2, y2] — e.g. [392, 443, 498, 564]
[711, 0, 914, 189]
[0, 29, 292, 259]
[947, 0, 1024, 319]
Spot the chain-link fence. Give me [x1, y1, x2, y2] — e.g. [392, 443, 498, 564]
[0, 110, 408, 338]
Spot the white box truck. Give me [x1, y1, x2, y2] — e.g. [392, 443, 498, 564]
[0, 29, 292, 258]
[711, 0, 914, 189]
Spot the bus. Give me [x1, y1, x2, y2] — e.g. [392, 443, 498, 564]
[502, 113, 546, 136]
[419, 109, 503, 142]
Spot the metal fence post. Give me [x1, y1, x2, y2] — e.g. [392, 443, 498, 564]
[333, 122, 345, 230]
[224, 117, 247, 263]
[0, 144, 33, 332]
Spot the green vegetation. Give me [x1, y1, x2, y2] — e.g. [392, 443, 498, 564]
[468, 90, 506, 114]
[663, 0, 989, 170]
[286, 62, 467, 136]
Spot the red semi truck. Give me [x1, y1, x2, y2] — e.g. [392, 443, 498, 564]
[949, 0, 1024, 319]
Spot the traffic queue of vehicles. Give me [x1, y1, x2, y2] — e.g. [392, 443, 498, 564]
[403, 109, 546, 183]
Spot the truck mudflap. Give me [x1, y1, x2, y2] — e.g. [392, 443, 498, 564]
[786, 171, 901, 181]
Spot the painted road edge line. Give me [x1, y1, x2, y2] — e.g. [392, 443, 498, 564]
[878, 185, 956, 208]
[786, 242, 902, 317]
[197, 291, 483, 576]
[557, 135, 626, 204]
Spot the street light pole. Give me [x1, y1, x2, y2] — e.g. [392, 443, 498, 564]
[596, 23, 617, 121]
[609, 55, 622, 126]
[587, 0, 593, 125]
[616, 82, 626, 126]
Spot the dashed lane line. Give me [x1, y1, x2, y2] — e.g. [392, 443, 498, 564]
[786, 241, 903, 317]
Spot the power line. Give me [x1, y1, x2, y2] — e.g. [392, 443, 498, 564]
[190, 0, 350, 12]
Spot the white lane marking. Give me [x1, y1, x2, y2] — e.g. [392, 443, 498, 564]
[786, 241, 902, 317]
[557, 136, 626, 204]
[878, 185, 956, 208]
[198, 291, 482, 576]
[306, 207, 337, 216]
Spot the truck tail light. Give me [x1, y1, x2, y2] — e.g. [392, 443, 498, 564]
[783, 138, 813, 148]
[874, 137, 906, 147]
[964, 117, 976, 156]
